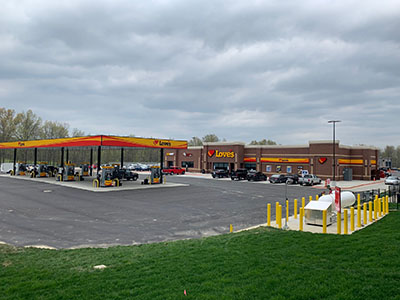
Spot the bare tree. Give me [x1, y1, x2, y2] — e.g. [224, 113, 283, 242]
[41, 121, 69, 139]
[15, 110, 42, 140]
[202, 134, 219, 143]
[0, 108, 18, 142]
[71, 128, 85, 137]
[188, 136, 203, 146]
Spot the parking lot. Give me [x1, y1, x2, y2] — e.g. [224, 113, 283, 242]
[0, 173, 323, 249]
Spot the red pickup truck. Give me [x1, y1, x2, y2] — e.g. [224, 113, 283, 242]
[162, 166, 186, 175]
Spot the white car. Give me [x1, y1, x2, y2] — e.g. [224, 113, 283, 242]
[385, 176, 400, 185]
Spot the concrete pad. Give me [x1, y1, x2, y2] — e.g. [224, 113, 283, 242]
[240, 209, 388, 235]
[0, 174, 188, 192]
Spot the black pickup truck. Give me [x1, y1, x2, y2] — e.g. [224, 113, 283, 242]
[113, 167, 139, 181]
[231, 168, 248, 180]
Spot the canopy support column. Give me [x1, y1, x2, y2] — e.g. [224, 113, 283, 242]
[90, 148, 93, 176]
[120, 148, 124, 168]
[66, 148, 69, 163]
[97, 146, 101, 175]
[160, 148, 164, 184]
[60, 147, 64, 169]
[13, 148, 17, 175]
[34, 148, 37, 166]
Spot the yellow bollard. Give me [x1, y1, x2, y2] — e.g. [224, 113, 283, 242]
[278, 205, 282, 229]
[309, 195, 312, 202]
[350, 207, 355, 231]
[322, 210, 327, 234]
[294, 199, 298, 219]
[267, 204, 271, 226]
[374, 199, 377, 220]
[363, 203, 367, 225]
[302, 197, 305, 209]
[299, 208, 304, 231]
[344, 209, 348, 235]
[386, 196, 389, 214]
[386, 197, 389, 214]
[378, 198, 382, 217]
[316, 195, 319, 201]
[357, 204, 361, 228]
[383, 197, 386, 215]
[286, 200, 289, 223]
[369, 201, 373, 222]
[230, 224, 233, 233]
[276, 202, 279, 225]
[337, 211, 341, 234]
[357, 194, 361, 206]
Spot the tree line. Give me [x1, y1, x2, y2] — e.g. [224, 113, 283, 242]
[188, 134, 277, 146]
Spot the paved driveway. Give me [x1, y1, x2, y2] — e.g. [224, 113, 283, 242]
[0, 175, 317, 249]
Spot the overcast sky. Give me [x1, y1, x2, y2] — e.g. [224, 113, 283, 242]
[0, 0, 399, 147]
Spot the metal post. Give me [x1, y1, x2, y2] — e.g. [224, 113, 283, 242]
[34, 148, 37, 166]
[97, 146, 101, 175]
[60, 147, 64, 169]
[90, 148, 93, 176]
[66, 148, 69, 163]
[333, 121, 336, 181]
[160, 148, 164, 184]
[13, 148, 17, 175]
[328, 120, 341, 182]
[120, 148, 124, 168]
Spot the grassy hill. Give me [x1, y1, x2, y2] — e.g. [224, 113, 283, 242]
[1, 211, 399, 299]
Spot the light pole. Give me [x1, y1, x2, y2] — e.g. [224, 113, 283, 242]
[328, 120, 341, 182]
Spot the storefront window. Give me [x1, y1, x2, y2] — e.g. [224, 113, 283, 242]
[245, 163, 256, 170]
[287, 166, 292, 173]
[181, 161, 194, 168]
[266, 165, 272, 172]
[276, 165, 282, 172]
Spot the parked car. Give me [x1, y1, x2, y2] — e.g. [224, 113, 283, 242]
[212, 169, 230, 178]
[385, 176, 400, 185]
[247, 171, 267, 181]
[269, 174, 288, 183]
[285, 173, 299, 184]
[299, 174, 321, 186]
[162, 166, 185, 175]
[231, 168, 248, 180]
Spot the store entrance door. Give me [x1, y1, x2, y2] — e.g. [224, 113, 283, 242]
[213, 162, 229, 170]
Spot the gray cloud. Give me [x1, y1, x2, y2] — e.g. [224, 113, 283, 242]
[0, 0, 399, 147]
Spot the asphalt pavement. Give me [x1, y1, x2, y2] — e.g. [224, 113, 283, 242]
[0, 175, 318, 249]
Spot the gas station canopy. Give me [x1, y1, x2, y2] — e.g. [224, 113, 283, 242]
[0, 135, 188, 149]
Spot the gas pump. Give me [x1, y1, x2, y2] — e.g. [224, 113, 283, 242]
[150, 166, 162, 184]
[142, 166, 162, 184]
[80, 163, 90, 176]
[93, 166, 121, 187]
[56, 163, 75, 181]
[31, 162, 48, 178]
[17, 162, 27, 176]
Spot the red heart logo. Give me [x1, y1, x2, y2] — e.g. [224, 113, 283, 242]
[208, 150, 215, 157]
[319, 157, 328, 164]
[153, 140, 159, 145]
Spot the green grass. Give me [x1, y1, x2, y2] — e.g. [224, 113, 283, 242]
[1, 211, 400, 299]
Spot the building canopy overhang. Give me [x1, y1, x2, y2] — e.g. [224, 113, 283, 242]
[0, 135, 188, 150]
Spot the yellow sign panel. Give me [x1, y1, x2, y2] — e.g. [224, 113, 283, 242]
[101, 136, 187, 149]
[338, 159, 363, 165]
[261, 157, 310, 164]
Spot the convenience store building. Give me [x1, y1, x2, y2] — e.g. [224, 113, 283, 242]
[164, 140, 379, 181]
